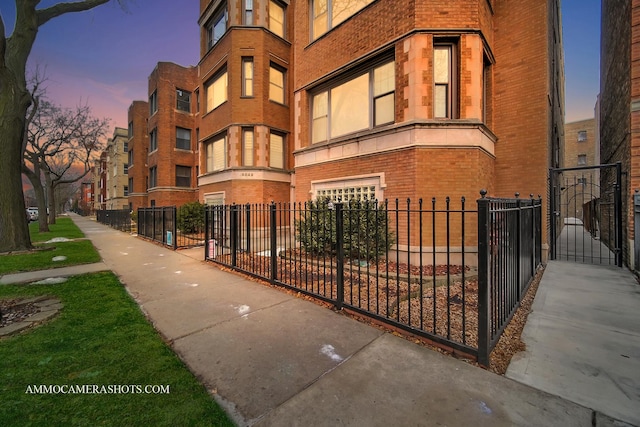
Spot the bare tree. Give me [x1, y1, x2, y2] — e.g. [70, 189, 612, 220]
[24, 99, 108, 227]
[0, 0, 123, 252]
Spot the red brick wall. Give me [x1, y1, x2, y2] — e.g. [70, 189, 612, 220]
[127, 100, 149, 211]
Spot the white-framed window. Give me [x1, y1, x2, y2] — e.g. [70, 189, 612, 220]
[124, 186, 129, 197]
[577, 154, 587, 165]
[206, 134, 226, 172]
[242, 57, 254, 97]
[206, 67, 228, 112]
[312, 175, 384, 202]
[269, 64, 285, 104]
[312, 0, 374, 40]
[244, 0, 254, 25]
[149, 90, 157, 115]
[243, 128, 254, 166]
[176, 89, 191, 112]
[269, 0, 285, 38]
[434, 43, 457, 119]
[149, 128, 158, 152]
[176, 127, 191, 150]
[311, 59, 395, 143]
[269, 132, 284, 169]
[577, 130, 587, 142]
[207, 2, 228, 49]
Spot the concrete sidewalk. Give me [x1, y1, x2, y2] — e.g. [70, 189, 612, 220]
[12, 213, 632, 426]
[507, 261, 640, 426]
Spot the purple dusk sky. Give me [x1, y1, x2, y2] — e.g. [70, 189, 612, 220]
[1, 0, 600, 131]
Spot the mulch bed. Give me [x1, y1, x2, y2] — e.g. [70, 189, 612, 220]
[0, 299, 40, 328]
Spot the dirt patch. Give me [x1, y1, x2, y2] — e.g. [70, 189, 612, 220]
[0, 299, 40, 327]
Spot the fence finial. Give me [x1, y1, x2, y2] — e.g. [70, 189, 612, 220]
[480, 189, 487, 198]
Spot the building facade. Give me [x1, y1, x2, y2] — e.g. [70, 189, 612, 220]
[600, 0, 638, 268]
[105, 127, 129, 210]
[561, 118, 598, 223]
[124, 0, 563, 258]
[127, 100, 150, 211]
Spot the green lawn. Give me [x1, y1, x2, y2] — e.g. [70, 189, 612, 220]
[0, 240, 101, 275]
[0, 218, 101, 275]
[29, 217, 86, 242]
[0, 272, 234, 426]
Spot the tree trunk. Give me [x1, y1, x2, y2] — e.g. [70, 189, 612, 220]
[0, 76, 32, 252]
[46, 174, 56, 225]
[23, 161, 49, 232]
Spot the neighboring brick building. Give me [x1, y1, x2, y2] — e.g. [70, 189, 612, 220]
[146, 62, 200, 207]
[94, 152, 107, 211]
[561, 118, 598, 223]
[127, 101, 149, 211]
[105, 127, 129, 210]
[600, 0, 638, 268]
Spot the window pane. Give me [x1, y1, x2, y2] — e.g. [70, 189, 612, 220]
[269, 67, 285, 103]
[176, 128, 191, 150]
[330, 74, 369, 138]
[243, 129, 254, 166]
[374, 62, 395, 96]
[332, 0, 373, 27]
[176, 166, 191, 187]
[207, 71, 228, 111]
[434, 84, 448, 118]
[270, 133, 284, 169]
[213, 137, 225, 171]
[434, 46, 450, 84]
[176, 89, 191, 112]
[375, 93, 394, 125]
[313, 0, 328, 39]
[243, 59, 254, 97]
[312, 91, 328, 143]
[269, 1, 285, 37]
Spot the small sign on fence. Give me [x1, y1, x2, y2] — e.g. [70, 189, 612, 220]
[208, 239, 216, 258]
[166, 231, 173, 246]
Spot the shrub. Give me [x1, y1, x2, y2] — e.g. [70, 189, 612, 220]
[295, 198, 395, 260]
[177, 202, 205, 234]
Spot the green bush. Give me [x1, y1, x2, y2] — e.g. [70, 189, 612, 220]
[295, 198, 395, 260]
[177, 202, 205, 234]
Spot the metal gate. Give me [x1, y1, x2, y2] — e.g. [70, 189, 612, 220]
[550, 162, 623, 267]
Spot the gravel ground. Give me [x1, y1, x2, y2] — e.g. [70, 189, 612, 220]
[0, 299, 40, 328]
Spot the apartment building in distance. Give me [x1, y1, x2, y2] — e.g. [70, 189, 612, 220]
[94, 151, 108, 211]
[146, 62, 200, 207]
[600, 0, 638, 268]
[123, 0, 563, 257]
[127, 100, 149, 211]
[561, 118, 598, 223]
[104, 127, 129, 210]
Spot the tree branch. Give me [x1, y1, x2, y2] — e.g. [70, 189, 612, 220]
[37, 0, 112, 27]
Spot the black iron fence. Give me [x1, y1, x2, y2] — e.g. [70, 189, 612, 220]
[137, 205, 206, 249]
[203, 192, 542, 365]
[477, 192, 542, 364]
[96, 209, 131, 232]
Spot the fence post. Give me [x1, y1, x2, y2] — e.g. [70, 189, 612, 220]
[530, 194, 536, 275]
[270, 203, 278, 283]
[172, 206, 178, 250]
[615, 161, 623, 267]
[477, 190, 491, 366]
[335, 202, 344, 310]
[204, 205, 210, 260]
[230, 204, 238, 267]
[515, 194, 522, 300]
[246, 203, 252, 254]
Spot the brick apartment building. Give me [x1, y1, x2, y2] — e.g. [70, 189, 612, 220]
[104, 127, 130, 210]
[599, 0, 639, 269]
[561, 118, 598, 223]
[121, 0, 563, 257]
[93, 151, 107, 211]
[126, 100, 149, 211]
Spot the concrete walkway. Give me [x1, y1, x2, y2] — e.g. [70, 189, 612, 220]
[507, 261, 640, 426]
[3, 214, 636, 426]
